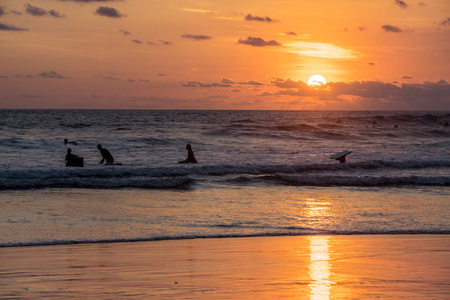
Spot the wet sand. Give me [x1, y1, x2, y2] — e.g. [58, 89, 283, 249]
[1, 235, 449, 299]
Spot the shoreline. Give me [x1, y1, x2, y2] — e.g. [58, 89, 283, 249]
[2, 231, 450, 248]
[1, 234, 449, 299]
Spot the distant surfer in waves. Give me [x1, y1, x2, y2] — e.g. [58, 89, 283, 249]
[97, 144, 114, 165]
[64, 138, 78, 145]
[178, 144, 197, 163]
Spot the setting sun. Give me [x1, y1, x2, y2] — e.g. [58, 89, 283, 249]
[308, 75, 327, 87]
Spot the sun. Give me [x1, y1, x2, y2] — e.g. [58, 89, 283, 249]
[308, 75, 327, 87]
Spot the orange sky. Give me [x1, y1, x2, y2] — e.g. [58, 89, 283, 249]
[0, 0, 449, 109]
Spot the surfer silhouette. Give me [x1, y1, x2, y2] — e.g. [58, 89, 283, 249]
[65, 148, 83, 167]
[97, 144, 114, 164]
[178, 144, 197, 163]
[64, 138, 78, 145]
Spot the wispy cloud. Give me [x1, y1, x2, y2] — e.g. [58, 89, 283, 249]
[181, 34, 211, 40]
[381, 25, 403, 32]
[238, 36, 281, 47]
[25, 4, 65, 18]
[0, 22, 28, 31]
[95, 6, 124, 18]
[439, 17, 450, 26]
[394, 0, 408, 8]
[159, 40, 172, 45]
[132, 39, 142, 44]
[119, 29, 131, 35]
[39, 71, 67, 79]
[245, 14, 274, 23]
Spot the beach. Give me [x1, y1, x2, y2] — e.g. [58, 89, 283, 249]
[1, 235, 449, 299]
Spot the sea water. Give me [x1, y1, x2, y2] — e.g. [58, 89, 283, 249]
[0, 110, 449, 246]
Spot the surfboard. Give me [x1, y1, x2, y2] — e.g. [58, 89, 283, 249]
[330, 150, 352, 160]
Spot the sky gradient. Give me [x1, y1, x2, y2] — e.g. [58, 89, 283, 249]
[1, 0, 449, 110]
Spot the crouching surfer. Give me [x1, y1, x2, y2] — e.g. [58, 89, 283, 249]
[97, 144, 114, 165]
[178, 144, 197, 163]
[65, 148, 84, 167]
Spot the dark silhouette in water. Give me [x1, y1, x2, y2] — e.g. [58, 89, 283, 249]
[64, 138, 78, 145]
[65, 148, 83, 167]
[97, 144, 114, 164]
[179, 144, 197, 163]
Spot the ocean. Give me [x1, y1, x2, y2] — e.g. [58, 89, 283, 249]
[0, 110, 449, 247]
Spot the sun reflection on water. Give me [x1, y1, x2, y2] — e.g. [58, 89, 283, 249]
[308, 236, 331, 300]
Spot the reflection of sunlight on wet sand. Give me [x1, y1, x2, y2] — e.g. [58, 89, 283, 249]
[303, 197, 332, 300]
[308, 236, 331, 300]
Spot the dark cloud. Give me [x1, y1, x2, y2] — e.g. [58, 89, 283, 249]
[418, 2, 427, 6]
[0, 7, 5, 16]
[238, 36, 281, 47]
[119, 29, 131, 35]
[0, 22, 28, 31]
[381, 25, 403, 32]
[132, 39, 142, 44]
[25, 4, 65, 18]
[49, 10, 65, 18]
[104, 76, 119, 80]
[401, 76, 413, 79]
[128, 79, 135, 83]
[368, 62, 376, 65]
[0, 75, 8, 78]
[39, 71, 67, 79]
[358, 26, 366, 31]
[157, 74, 166, 76]
[285, 31, 297, 36]
[181, 34, 211, 40]
[95, 6, 124, 18]
[159, 40, 172, 45]
[146, 41, 155, 45]
[394, 0, 408, 8]
[439, 17, 450, 26]
[245, 14, 274, 22]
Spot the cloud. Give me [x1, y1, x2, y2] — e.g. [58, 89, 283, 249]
[245, 14, 274, 22]
[394, 0, 408, 8]
[0, 22, 28, 31]
[159, 40, 172, 45]
[10, 10, 23, 16]
[238, 80, 264, 86]
[271, 78, 450, 108]
[146, 41, 155, 45]
[285, 31, 297, 36]
[381, 25, 403, 32]
[119, 29, 131, 35]
[39, 71, 67, 79]
[238, 36, 281, 47]
[182, 81, 232, 88]
[368, 62, 376, 65]
[439, 17, 450, 26]
[0, 6, 4, 17]
[401, 76, 413, 79]
[20, 94, 43, 98]
[157, 74, 166, 76]
[104, 76, 119, 80]
[95, 6, 124, 18]
[132, 39, 142, 44]
[25, 4, 65, 18]
[181, 34, 211, 40]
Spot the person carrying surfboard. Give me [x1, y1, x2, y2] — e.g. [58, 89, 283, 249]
[97, 144, 114, 165]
